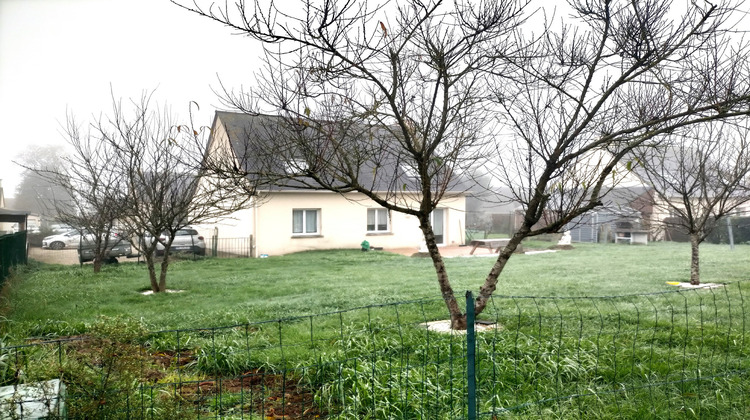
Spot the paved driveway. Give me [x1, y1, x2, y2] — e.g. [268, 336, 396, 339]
[28, 246, 79, 265]
[385, 244, 500, 258]
[28, 247, 142, 265]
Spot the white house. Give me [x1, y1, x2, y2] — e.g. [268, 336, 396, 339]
[195, 111, 468, 257]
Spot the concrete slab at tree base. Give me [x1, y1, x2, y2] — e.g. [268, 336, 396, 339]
[669, 282, 725, 290]
[140, 289, 184, 295]
[419, 319, 502, 334]
[0, 379, 66, 419]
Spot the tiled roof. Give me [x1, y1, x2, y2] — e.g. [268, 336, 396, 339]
[211, 111, 475, 194]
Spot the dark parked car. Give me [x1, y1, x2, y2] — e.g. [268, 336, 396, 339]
[77, 236, 139, 264]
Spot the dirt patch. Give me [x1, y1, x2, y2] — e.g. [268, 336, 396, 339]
[141, 348, 321, 418]
[24, 336, 322, 419]
[176, 369, 324, 419]
[149, 349, 196, 369]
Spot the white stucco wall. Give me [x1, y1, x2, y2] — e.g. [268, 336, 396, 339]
[254, 192, 466, 257]
[196, 191, 466, 257]
[647, 196, 750, 241]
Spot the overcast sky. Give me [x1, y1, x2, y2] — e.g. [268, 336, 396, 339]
[0, 0, 262, 198]
[3, 1, 748, 202]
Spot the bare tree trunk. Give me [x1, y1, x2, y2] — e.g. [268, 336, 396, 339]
[92, 239, 104, 273]
[418, 215, 466, 330]
[92, 258, 102, 273]
[159, 256, 170, 292]
[145, 254, 160, 292]
[690, 233, 701, 285]
[474, 227, 528, 315]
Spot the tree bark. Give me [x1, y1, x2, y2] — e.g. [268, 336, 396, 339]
[473, 184, 545, 317]
[159, 257, 170, 292]
[474, 227, 528, 316]
[92, 238, 104, 273]
[145, 253, 160, 292]
[92, 259, 102, 274]
[418, 215, 466, 330]
[690, 233, 701, 285]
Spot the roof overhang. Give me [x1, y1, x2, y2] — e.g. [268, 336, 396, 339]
[0, 209, 30, 225]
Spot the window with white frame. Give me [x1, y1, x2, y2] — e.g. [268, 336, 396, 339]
[431, 208, 445, 244]
[292, 209, 319, 235]
[367, 208, 389, 232]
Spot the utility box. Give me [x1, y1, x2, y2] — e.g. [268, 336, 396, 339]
[0, 379, 66, 419]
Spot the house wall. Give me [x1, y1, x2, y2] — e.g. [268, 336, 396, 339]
[196, 191, 466, 257]
[192, 115, 257, 252]
[647, 197, 750, 241]
[194, 207, 255, 240]
[0, 222, 13, 235]
[0, 181, 10, 234]
[647, 198, 673, 241]
[566, 211, 644, 243]
[567, 212, 600, 243]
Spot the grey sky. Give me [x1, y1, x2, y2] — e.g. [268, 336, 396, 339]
[0, 0, 261, 198]
[2, 0, 747, 201]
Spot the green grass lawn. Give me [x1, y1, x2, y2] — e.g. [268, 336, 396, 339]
[2, 242, 749, 419]
[3, 241, 748, 337]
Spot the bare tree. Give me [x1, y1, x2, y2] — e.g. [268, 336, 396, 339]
[176, 0, 750, 328]
[177, 0, 527, 328]
[476, 0, 750, 315]
[19, 119, 128, 273]
[94, 92, 255, 292]
[13, 145, 72, 220]
[631, 121, 750, 285]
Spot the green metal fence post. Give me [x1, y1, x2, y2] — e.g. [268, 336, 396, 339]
[466, 290, 476, 420]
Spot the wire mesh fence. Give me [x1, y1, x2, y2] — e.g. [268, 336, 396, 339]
[2, 281, 749, 419]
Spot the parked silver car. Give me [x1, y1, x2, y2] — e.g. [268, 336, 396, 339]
[42, 230, 124, 251]
[42, 230, 85, 250]
[144, 228, 206, 256]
